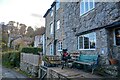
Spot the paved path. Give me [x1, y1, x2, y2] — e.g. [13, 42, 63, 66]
[48, 67, 103, 79]
[0, 65, 27, 80]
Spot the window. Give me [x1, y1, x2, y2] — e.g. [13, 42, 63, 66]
[58, 42, 62, 51]
[78, 32, 96, 50]
[56, 20, 60, 30]
[80, 0, 95, 16]
[50, 23, 53, 34]
[51, 8, 53, 16]
[56, 0, 60, 10]
[50, 44, 54, 55]
[115, 28, 120, 46]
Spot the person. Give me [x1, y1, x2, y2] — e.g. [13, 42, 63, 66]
[62, 49, 68, 61]
[61, 49, 71, 69]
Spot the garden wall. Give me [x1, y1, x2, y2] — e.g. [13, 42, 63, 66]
[20, 53, 42, 77]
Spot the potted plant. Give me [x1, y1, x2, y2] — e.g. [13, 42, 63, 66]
[109, 49, 118, 65]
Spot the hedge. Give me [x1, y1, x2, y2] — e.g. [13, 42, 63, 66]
[21, 47, 42, 55]
[2, 51, 20, 68]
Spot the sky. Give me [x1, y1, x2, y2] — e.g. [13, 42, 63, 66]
[0, 0, 54, 28]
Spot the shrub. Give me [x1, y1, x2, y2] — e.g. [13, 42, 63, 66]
[2, 51, 20, 68]
[21, 47, 42, 55]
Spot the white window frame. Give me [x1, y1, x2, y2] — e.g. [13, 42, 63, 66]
[50, 43, 54, 55]
[56, 0, 60, 10]
[56, 20, 60, 30]
[80, 0, 95, 16]
[50, 22, 53, 34]
[58, 42, 62, 51]
[113, 28, 120, 46]
[78, 32, 96, 50]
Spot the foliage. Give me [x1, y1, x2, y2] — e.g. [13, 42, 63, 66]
[26, 26, 34, 37]
[21, 47, 42, 55]
[2, 51, 20, 68]
[42, 55, 50, 63]
[19, 23, 27, 36]
[34, 27, 45, 36]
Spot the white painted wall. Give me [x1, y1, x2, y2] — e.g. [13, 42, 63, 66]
[34, 35, 42, 47]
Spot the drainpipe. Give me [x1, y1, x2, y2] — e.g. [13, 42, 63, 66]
[53, 2, 56, 55]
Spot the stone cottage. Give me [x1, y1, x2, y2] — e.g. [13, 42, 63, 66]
[44, 0, 65, 56]
[44, 0, 120, 67]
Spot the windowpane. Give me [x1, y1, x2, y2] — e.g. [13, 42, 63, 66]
[50, 44, 53, 55]
[51, 8, 53, 16]
[89, 0, 95, 9]
[84, 34, 89, 49]
[78, 32, 96, 50]
[115, 28, 120, 46]
[80, 0, 95, 16]
[58, 42, 62, 51]
[80, 1, 84, 15]
[56, 0, 60, 10]
[89, 33, 96, 48]
[79, 37, 83, 49]
[50, 23, 53, 34]
[85, 1, 89, 12]
[57, 20, 60, 30]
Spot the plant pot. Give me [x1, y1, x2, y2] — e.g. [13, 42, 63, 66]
[109, 59, 118, 65]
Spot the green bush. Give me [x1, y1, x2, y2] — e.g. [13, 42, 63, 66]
[2, 51, 20, 68]
[21, 47, 42, 55]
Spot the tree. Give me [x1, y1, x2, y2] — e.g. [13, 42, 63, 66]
[7, 21, 15, 34]
[34, 26, 45, 36]
[19, 24, 27, 36]
[26, 26, 34, 37]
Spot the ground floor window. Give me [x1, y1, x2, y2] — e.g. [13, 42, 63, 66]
[78, 32, 96, 50]
[115, 28, 120, 46]
[50, 43, 54, 55]
[58, 42, 62, 51]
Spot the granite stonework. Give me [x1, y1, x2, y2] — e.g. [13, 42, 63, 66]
[20, 62, 39, 77]
[44, 2, 120, 77]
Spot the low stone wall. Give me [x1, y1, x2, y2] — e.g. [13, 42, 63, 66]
[20, 53, 42, 77]
[46, 67, 102, 79]
[20, 62, 39, 77]
[104, 65, 120, 77]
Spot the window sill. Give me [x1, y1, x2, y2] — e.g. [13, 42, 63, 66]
[78, 49, 96, 51]
[58, 50, 62, 52]
[56, 28, 60, 31]
[80, 8, 95, 17]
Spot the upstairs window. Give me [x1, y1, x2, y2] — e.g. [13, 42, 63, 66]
[78, 32, 96, 50]
[51, 8, 53, 16]
[58, 42, 62, 51]
[80, 0, 95, 16]
[56, 20, 60, 30]
[115, 28, 120, 46]
[56, 0, 60, 10]
[50, 23, 53, 34]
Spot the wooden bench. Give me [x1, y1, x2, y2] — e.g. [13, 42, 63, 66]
[43, 55, 61, 67]
[73, 54, 99, 74]
[61, 53, 80, 69]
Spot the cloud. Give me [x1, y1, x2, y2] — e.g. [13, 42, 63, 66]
[0, 0, 54, 28]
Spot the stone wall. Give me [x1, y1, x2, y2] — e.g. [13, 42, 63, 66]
[44, 1, 120, 77]
[20, 62, 39, 77]
[63, 2, 120, 49]
[20, 53, 41, 77]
